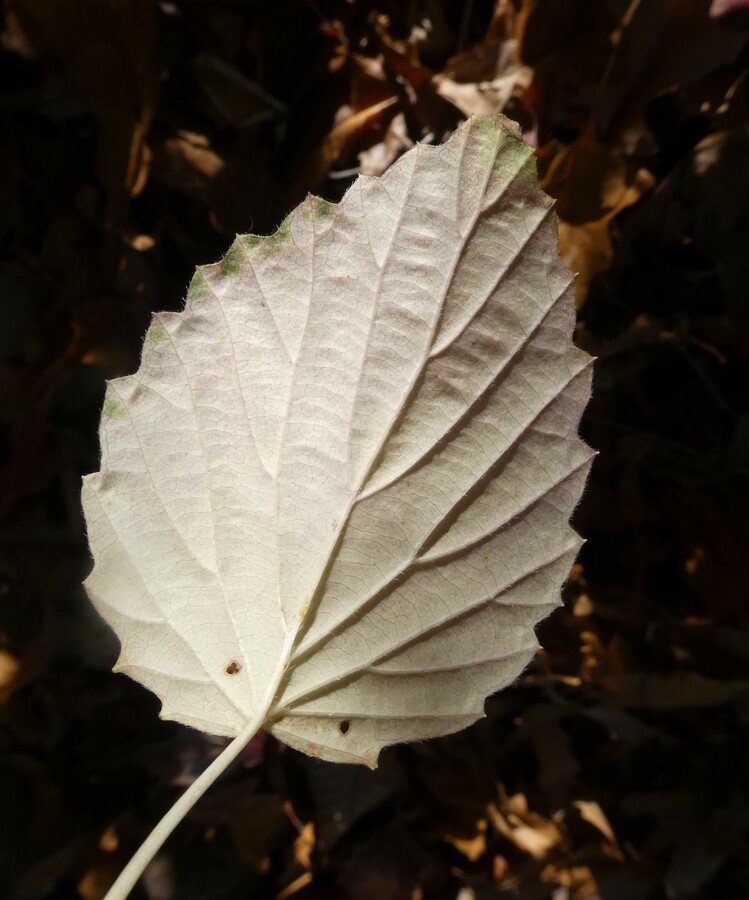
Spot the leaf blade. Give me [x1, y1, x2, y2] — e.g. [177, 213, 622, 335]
[83, 114, 592, 765]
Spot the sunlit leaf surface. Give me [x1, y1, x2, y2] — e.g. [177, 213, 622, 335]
[82, 115, 593, 767]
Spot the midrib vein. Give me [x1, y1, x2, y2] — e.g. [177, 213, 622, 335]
[279, 126, 491, 654]
[270, 127, 547, 713]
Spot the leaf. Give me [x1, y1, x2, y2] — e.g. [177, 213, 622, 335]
[82, 114, 593, 769]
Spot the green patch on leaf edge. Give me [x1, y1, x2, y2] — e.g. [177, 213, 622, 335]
[102, 396, 125, 420]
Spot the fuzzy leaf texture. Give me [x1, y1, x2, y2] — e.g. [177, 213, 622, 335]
[82, 115, 593, 768]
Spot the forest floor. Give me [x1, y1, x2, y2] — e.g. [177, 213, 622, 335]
[1, 2, 749, 898]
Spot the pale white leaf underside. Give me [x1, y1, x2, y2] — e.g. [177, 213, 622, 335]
[82, 114, 593, 767]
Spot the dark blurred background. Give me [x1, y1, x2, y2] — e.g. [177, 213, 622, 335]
[1, 1, 749, 898]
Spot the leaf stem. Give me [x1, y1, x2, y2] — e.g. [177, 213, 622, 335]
[104, 715, 265, 900]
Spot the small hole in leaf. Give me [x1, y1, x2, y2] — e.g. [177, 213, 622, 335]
[225, 660, 242, 676]
[338, 720, 351, 735]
